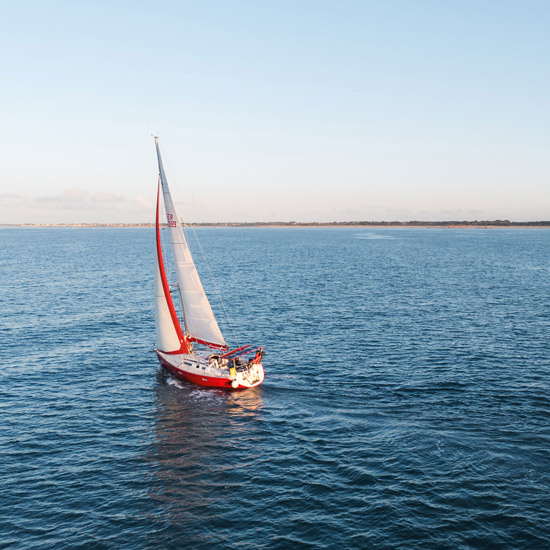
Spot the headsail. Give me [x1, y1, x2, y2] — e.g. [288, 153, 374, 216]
[154, 137, 227, 350]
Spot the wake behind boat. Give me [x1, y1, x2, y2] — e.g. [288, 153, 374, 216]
[153, 137, 265, 389]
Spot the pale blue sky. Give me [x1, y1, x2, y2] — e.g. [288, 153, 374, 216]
[1, 0, 548, 223]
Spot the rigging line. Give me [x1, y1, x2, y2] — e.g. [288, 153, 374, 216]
[187, 223, 241, 349]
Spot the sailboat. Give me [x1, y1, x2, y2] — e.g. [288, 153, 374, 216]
[153, 137, 265, 389]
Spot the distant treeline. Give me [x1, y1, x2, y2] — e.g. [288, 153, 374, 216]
[11, 220, 550, 228]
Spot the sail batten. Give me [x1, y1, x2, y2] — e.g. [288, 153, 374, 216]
[154, 138, 227, 349]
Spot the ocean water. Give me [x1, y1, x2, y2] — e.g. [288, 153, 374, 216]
[1, 226, 549, 549]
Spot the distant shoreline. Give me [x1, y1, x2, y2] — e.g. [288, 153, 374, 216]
[3, 220, 550, 229]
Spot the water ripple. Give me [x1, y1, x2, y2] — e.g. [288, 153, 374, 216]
[0, 227, 549, 548]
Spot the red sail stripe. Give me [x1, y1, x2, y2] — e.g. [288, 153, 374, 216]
[156, 184, 189, 355]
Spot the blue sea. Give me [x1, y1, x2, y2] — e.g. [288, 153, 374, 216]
[1, 227, 549, 549]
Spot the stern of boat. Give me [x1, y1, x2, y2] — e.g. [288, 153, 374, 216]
[231, 362, 265, 389]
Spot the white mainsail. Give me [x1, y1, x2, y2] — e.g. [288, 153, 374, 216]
[154, 138, 227, 349]
[154, 245, 181, 351]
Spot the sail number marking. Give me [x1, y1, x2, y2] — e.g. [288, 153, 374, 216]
[167, 213, 177, 227]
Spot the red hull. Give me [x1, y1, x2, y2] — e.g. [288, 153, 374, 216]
[156, 352, 261, 390]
